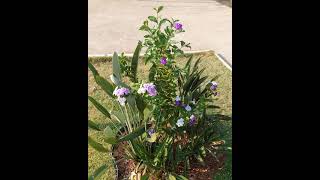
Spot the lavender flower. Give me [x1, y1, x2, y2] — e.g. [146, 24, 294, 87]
[184, 104, 192, 111]
[137, 85, 146, 94]
[147, 128, 155, 136]
[176, 118, 184, 127]
[174, 23, 183, 30]
[113, 87, 130, 97]
[210, 81, 218, 91]
[189, 115, 196, 126]
[143, 83, 157, 96]
[160, 57, 167, 65]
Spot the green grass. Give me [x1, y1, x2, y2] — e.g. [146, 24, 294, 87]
[88, 51, 232, 179]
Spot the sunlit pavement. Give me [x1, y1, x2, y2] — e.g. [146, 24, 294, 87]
[89, 0, 232, 65]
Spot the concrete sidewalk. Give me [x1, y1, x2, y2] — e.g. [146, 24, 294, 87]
[89, 0, 232, 64]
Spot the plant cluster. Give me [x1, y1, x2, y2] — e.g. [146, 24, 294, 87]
[88, 6, 226, 180]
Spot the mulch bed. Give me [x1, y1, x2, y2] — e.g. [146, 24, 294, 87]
[177, 152, 226, 180]
[113, 142, 136, 180]
[113, 142, 226, 180]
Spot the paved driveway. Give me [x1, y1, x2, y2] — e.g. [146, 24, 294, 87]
[89, 0, 232, 64]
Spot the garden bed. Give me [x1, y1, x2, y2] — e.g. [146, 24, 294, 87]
[88, 51, 232, 179]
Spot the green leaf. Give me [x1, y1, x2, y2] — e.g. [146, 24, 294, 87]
[148, 64, 156, 81]
[88, 120, 101, 131]
[148, 16, 157, 23]
[112, 52, 122, 81]
[195, 154, 205, 166]
[88, 164, 108, 180]
[126, 94, 136, 109]
[94, 75, 114, 97]
[176, 175, 188, 180]
[136, 95, 147, 116]
[139, 25, 150, 31]
[180, 41, 186, 47]
[88, 62, 99, 76]
[159, 18, 171, 28]
[200, 146, 207, 157]
[154, 137, 171, 164]
[143, 20, 148, 26]
[141, 175, 149, 180]
[103, 126, 117, 144]
[131, 140, 152, 161]
[157, 6, 164, 13]
[143, 107, 151, 121]
[88, 96, 111, 119]
[111, 111, 126, 124]
[168, 173, 188, 180]
[88, 136, 109, 153]
[131, 41, 142, 83]
[118, 126, 145, 142]
[110, 74, 129, 88]
[168, 174, 176, 180]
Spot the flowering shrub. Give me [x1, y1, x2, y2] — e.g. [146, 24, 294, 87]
[88, 6, 225, 180]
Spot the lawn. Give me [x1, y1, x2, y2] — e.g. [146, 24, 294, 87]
[88, 51, 232, 179]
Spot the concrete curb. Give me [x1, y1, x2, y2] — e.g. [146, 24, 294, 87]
[88, 50, 232, 71]
[214, 53, 232, 71]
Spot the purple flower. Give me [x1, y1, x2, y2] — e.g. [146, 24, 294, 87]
[189, 115, 196, 126]
[147, 128, 155, 136]
[160, 57, 167, 65]
[174, 23, 183, 30]
[210, 81, 218, 91]
[143, 83, 157, 96]
[113, 87, 130, 97]
[184, 105, 192, 111]
[175, 96, 182, 106]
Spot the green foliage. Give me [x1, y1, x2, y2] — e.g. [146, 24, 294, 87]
[88, 6, 230, 179]
[88, 164, 108, 180]
[88, 120, 102, 131]
[88, 136, 109, 153]
[130, 41, 142, 82]
[88, 96, 111, 119]
[112, 52, 122, 81]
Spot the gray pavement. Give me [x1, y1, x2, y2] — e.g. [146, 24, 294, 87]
[89, 0, 232, 64]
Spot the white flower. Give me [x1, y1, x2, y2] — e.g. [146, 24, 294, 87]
[113, 86, 119, 96]
[176, 118, 184, 127]
[117, 97, 126, 106]
[137, 86, 146, 94]
[175, 96, 181, 101]
[211, 81, 218, 86]
[184, 105, 192, 111]
[191, 99, 196, 105]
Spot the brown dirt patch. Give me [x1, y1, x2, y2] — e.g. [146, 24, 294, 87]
[113, 142, 136, 180]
